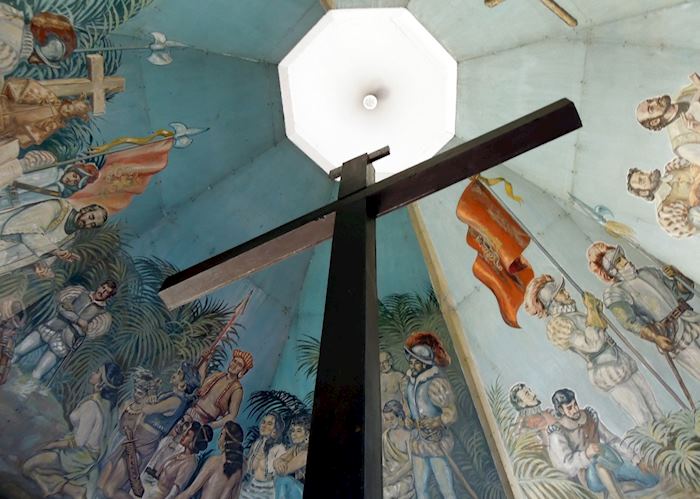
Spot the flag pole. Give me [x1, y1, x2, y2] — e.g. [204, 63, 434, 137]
[483, 182, 691, 411]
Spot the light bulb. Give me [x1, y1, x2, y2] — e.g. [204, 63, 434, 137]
[362, 94, 378, 110]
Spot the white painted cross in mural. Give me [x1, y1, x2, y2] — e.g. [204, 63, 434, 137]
[159, 99, 581, 498]
[38, 54, 125, 116]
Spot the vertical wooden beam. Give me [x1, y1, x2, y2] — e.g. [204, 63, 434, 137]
[304, 153, 381, 498]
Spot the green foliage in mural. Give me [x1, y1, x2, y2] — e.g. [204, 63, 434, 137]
[296, 334, 320, 380]
[487, 379, 596, 499]
[8, 223, 233, 415]
[624, 410, 700, 492]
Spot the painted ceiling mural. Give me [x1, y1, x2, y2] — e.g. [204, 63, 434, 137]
[1, 1, 698, 499]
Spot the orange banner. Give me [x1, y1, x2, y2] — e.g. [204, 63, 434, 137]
[456, 179, 534, 328]
[70, 139, 173, 214]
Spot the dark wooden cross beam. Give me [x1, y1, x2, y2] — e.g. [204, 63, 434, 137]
[159, 98, 581, 498]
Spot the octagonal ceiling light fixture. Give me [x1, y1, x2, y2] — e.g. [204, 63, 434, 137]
[279, 8, 457, 181]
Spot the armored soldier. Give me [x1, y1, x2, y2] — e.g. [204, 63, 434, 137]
[404, 331, 458, 499]
[12, 280, 116, 381]
[587, 242, 700, 381]
[524, 274, 662, 425]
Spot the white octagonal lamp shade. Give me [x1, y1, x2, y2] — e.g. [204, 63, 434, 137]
[279, 8, 457, 180]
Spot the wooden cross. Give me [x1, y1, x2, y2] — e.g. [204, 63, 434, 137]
[159, 99, 582, 498]
[38, 54, 125, 116]
[486, 0, 578, 27]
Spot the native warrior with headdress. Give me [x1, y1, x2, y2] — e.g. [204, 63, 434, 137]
[186, 348, 254, 430]
[524, 274, 662, 425]
[0, 4, 77, 82]
[403, 332, 458, 499]
[587, 242, 700, 382]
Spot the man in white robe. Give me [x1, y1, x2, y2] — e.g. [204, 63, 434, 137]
[0, 198, 108, 276]
[636, 73, 700, 165]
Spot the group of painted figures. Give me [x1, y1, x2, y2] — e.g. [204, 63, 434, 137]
[380, 332, 463, 499]
[506, 239, 699, 497]
[628, 71, 700, 238]
[14, 324, 311, 499]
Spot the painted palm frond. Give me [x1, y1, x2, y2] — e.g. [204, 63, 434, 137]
[296, 335, 320, 380]
[10, 0, 156, 33]
[303, 390, 315, 408]
[7, 221, 234, 413]
[513, 456, 596, 499]
[245, 390, 310, 424]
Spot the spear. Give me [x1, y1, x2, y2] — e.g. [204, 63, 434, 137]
[74, 32, 187, 65]
[197, 290, 254, 370]
[8, 122, 208, 176]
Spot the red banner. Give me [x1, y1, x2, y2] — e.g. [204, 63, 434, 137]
[70, 139, 173, 214]
[456, 179, 534, 328]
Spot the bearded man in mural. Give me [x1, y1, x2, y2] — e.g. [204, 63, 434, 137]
[524, 274, 663, 425]
[0, 161, 100, 212]
[0, 198, 108, 277]
[587, 242, 700, 382]
[627, 158, 700, 238]
[12, 280, 117, 384]
[547, 388, 658, 498]
[636, 72, 700, 165]
[509, 383, 556, 444]
[0, 3, 78, 82]
[404, 331, 458, 499]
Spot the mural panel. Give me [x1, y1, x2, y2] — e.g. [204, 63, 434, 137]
[414, 165, 700, 498]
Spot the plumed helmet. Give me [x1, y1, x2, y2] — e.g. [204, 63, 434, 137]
[404, 331, 451, 368]
[587, 241, 619, 283]
[405, 343, 435, 366]
[29, 12, 77, 66]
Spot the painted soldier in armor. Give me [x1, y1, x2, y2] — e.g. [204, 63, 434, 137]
[403, 331, 458, 499]
[0, 297, 24, 384]
[12, 280, 116, 382]
[524, 274, 662, 425]
[587, 242, 700, 381]
[509, 383, 556, 444]
[547, 388, 658, 498]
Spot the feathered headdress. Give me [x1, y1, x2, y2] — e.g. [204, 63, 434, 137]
[232, 349, 254, 375]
